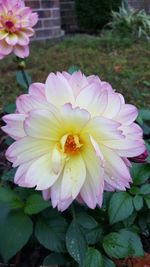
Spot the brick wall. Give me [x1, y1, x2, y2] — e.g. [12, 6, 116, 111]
[25, 0, 62, 40]
[128, 0, 150, 13]
[60, 0, 78, 33]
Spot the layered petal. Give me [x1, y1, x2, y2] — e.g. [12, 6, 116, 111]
[61, 154, 86, 200]
[13, 45, 29, 58]
[45, 72, 74, 107]
[24, 109, 61, 140]
[25, 153, 61, 190]
[2, 113, 26, 140]
[29, 83, 45, 100]
[6, 136, 52, 166]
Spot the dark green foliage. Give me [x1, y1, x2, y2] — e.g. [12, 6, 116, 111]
[75, 0, 122, 32]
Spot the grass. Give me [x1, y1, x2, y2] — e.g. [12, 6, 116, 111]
[0, 34, 150, 112]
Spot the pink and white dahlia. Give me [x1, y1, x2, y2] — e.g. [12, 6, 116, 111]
[0, 0, 38, 59]
[2, 71, 145, 211]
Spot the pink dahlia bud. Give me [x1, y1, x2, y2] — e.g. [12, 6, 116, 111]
[2, 71, 146, 211]
[131, 150, 148, 163]
[0, 0, 38, 59]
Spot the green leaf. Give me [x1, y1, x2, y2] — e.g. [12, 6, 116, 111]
[129, 186, 141, 195]
[16, 70, 31, 89]
[0, 203, 10, 223]
[84, 248, 103, 267]
[3, 103, 16, 114]
[133, 195, 143, 211]
[144, 195, 150, 208]
[139, 109, 150, 121]
[0, 187, 23, 209]
[131, 163, 150, 185]
[24, 194, 50, 215]
[108, 192, 134, 224]
[4, 137, 14, 146]
[0, 211, 33, 263]
[35, 213, 67, 252]
[68, 65, 79, 74]
[76, 212, 98, 229]
[140, 184, 150, 195]
[66, 220, 88, 265]
[1, 168, 16, 182]
[103, 256, 115, 267]
[103, 229, 144, 259]
[85, 226, 103, 245]
[43, 253, 69, 266]
[123, 212, 137, 228]
[119, 229, 144, 257]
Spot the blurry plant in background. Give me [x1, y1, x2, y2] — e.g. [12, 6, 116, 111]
[75, 0, 122, 33]
[109, 0, 150, 41]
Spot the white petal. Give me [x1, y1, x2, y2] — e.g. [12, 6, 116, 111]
[24, 109, 61, 140]
[45, 72, 74, 107]
[2, 114, 26, 140]
[6, 137, 52, 166]
[25, 153, 61, 190]
[61, 154, 86, 199]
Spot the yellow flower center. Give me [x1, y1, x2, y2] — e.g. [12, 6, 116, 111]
[60, 134, 83, 155]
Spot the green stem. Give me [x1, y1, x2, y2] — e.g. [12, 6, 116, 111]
[21, 68, 29, 88]
[16, 56, 29, 88]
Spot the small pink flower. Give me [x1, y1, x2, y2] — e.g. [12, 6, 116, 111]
[0, 0, 38, 59]
[2, 71, 146, 211]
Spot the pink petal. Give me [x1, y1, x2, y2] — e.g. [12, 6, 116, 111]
[16, 94, 50, 114]
[24, 109, 61, 140]
[115, 104, 138, 125]
[29, 83, 45, 100]
[2, 113, 26, 140]
[0, 30, 8, 40]
[6, 136, 52, 167]
[17, 32, 29, 46]
[42, 189, 51, 200]
[45, 72, 74, 107]
[0, 39, 13, 55]
[61, 103, 90, 134]
[5, 33, 18, 46]
[84, 116, 123, 141]
[102, 92, 121, 118]
[13, 44, 29, 58]
[100, 144, 132, 182]
[25, 153, 60, 190]
[76, 83, 108, 116]
[61, 154, 86, 200]
[14, 160, 35, 187]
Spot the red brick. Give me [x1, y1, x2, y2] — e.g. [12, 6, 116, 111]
[25, 0, 40, 9]
[36, 29, 53, 38]
[43, 19, 60, 28]
[38, 10, 51, 18]
[41, 0, 59, 9]
[34, 20, 42, 28]
[52, 9, 60, 18]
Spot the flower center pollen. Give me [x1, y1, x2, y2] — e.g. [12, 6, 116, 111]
[60, 134, 83, 155]
[5, 20, 14, 29]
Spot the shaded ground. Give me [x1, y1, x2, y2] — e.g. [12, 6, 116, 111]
[0, 34, 150, 112]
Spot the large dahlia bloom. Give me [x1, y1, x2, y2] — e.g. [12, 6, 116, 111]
[2, 71, 145, 211]
[0, 0, 38, 59]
